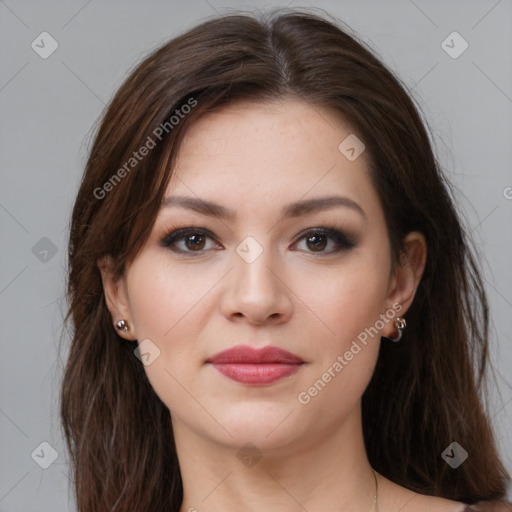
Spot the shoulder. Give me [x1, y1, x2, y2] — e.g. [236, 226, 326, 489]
[463, 500, 512, 512]
[376, 472, 512, 512]
[405, 496, 512, 512]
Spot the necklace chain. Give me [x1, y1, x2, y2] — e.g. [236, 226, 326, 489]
[370, 469, 379, 512]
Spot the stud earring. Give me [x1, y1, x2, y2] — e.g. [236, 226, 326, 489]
[115, 320, 129, 333]
[388, 317, 406, 342]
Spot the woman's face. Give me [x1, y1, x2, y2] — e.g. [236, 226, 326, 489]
[102, 98, 420, 452]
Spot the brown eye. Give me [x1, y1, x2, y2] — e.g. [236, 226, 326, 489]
[305, 233, 328, 252]
[184, 233, 206, 251]
[293, 227, 357, 255]
[161, 228, 220, 254]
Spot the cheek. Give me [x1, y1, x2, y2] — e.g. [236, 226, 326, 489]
[127, 254, 209, 339]
[125, 256, 206, 414]
[303, 256, 389, 345]
[294, 263, 387, 415]
[126, 254, 217, 390]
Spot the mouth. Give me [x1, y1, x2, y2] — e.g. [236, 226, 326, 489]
[206, 345, 304, 385]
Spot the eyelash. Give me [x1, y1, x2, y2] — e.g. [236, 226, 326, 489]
[160, 225, 357, 256]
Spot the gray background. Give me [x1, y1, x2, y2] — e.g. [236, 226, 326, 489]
[1, 0, 511, 510]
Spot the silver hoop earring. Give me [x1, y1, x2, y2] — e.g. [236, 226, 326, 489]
[388, 317, 406, 342]
[116, 320, 129, 333]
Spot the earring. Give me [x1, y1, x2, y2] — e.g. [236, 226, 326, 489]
[388, 317, 406, 342]
[116, 320, 129, 333]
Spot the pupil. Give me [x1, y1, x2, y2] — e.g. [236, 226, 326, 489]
[307, 234, 326, 251]
[186, 234, 205, 250]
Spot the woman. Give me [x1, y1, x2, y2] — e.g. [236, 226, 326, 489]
[60, 9, 512, 512]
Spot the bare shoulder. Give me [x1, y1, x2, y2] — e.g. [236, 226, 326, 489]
[465, 500, 512, 512]
[396, 492, 468, 512]
[412, 496, 512, 512]
[376, 472, 468, 512]
[409, 494, 512, 512]
[376, 471, 512, 511]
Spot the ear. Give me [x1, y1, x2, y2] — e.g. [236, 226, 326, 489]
[97, 256, 137, 341]
[381, 231, 427, 338]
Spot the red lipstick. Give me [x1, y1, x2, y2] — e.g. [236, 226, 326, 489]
[206, 345, 304, 385]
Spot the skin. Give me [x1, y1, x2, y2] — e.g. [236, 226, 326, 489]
[99, 98, 467, 512]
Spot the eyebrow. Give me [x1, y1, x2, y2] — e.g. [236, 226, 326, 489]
[161, 194, 367, 222]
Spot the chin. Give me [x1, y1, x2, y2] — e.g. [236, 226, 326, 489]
[216, 403, 303, 445]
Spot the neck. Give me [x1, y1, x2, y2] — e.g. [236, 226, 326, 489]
[174, 403, 378, 512]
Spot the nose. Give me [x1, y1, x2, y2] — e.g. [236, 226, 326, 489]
[220, 238, 294, 326]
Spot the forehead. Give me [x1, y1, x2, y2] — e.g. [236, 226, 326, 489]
[165, 98, 380, 222]
[174, 98, 359, 167]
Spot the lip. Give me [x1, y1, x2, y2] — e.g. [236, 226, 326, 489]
[207, 345, 303, 364]
[206, 345, 304, 385]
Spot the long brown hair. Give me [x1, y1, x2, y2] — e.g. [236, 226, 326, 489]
[60, 8, 510, 510]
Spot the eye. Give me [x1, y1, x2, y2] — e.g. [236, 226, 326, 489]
[160, 227, 221, 254]
[160, 226, 357, 256]
[292, 227, 357, 255]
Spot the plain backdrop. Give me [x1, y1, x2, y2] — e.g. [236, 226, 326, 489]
[1, 0, 511, 510]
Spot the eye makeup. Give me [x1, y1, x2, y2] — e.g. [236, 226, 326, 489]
[159, 224, 358, 257]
